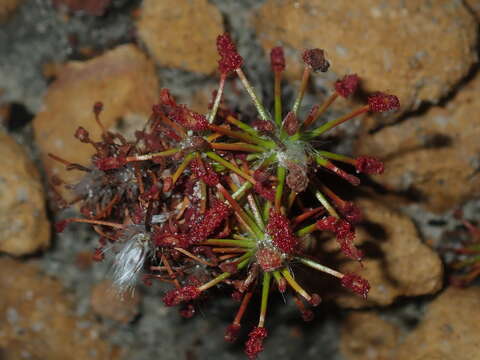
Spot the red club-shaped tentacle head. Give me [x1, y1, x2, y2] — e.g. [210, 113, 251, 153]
[74, 126, 90, 143]
[267, 210, 299, 254]
[338, 201, 363, 224]
[270, 46, 285, 73]
[159, 88, 177, 107]
[368, 92, 400, 112]
[217, 33, 243, 75]
[163, 286, 201, 307]
[245, 327, 268, 360]
[190, 158, 219, 186]
[316, 216, 363, 260]
[302, 48, 329, 72]
[341, 273, 370, 299]
[335, 74, 359, 98]
[225, 323, 241, 343]
[356, 156, 385, 174]
[188, 201, 231, 244]
[170, 105, 209, 132]
[93, 101, 103, 116]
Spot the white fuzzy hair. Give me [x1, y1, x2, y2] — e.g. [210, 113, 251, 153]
[107, 225, 151, 295]
[255, 137, 316, 172]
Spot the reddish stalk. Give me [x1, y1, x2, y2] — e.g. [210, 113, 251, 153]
[207, 151, 256, 184]
[217, 184, 261, 237]
[233, 291, 253, 325]
[126, 148, 180, 162]
[292, 207, 324, 228]
[174, 247, 215, 267]
[48, 153, 91, 172]
[302, 92, 338, 130]
[65, 218, 124, 229]
[210, 142, 264, 153]
[292, 67, 311, 116]
[208, 123, 268, 147]
[309, 105, 369, 138]
[212, 247, 249, 253]
[160, 254, 181, 289]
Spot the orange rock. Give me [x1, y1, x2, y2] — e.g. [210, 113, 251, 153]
[0, 103, 10, 126]
[183, 82, 218, 114]
[33, 44, 159, 202]
[356, 72, 480, 213]
[465, 0, 480, 19]
[340, 312, 399, 360]
[0, 131, 50, 256]
[329, 198, 442, 308]
[254, 0, 477, 124]
[90, 280, 141, 324]
[0, 258, 124, 360]
[394, 287, 480, 360]
[136, 0, 224, 74]
[0, 0, 23, 22]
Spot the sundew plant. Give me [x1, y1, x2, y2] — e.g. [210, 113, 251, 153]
[53, 33, 399, 359]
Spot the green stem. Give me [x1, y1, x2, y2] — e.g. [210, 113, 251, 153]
[197, 251, 253, 292]
[314, 190, 339, 218]
[226, 116, 263, 138]
[259, 272, 272, 327]
[263, 200, 271, 222]
[171, 152, 195, 185]
[204, 239, 255, 247]
[317, 151, 356, 165]
[217, 184, 263, 239]
[232, 181, 253, 200]
[275, 166, 286, 211]
[198, 272, 231, 291]
[295, 223, 317, 237]
[281, 268, 311, 301]
[208, 123, 270, 147]
[257, 154, 277, 172]
[247, 194, 265, 229]
[287, 190, 297, 210]
[236, 68, 270, 122]
[233, 234, 254, 241]
[246, 153, 262, 161]
[297, 257, 344, 279]
[208, 74, 226, 123]
[210, 142, 265, 153]
[274, 71, 282, 126]
[292, 67, 311, 116]
[126, 148, 180, 162]
[272, 271, 283, 287]
[199, 177, 207, 213]
[237, 252, 253, 270]
[206, 151, 255, 184]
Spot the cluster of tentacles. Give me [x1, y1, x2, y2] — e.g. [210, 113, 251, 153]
[52, 33, 399, 359]
[441, 211, 480, 287]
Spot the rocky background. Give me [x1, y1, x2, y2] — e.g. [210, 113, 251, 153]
[1, 0, 480, 359]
